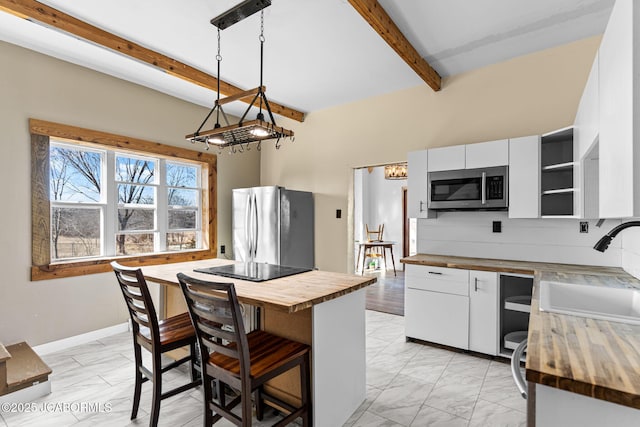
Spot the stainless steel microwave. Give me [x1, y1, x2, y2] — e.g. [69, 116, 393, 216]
[427, 166, 508, 210]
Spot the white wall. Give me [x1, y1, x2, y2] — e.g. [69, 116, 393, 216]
[0, 41, 261, 346]
[417, 213, 621, 266]
[260, 36, 601, 273]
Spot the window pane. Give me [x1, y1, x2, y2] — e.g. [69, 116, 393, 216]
[115, 233, 154, 256]
[51, 207, 101, 260]
[169, 210, 196, 229]
[168, 189, 197, 207]
[118, 208, 154, 231]
[118, 184, 154, 205]
[116, 156, 155, 184]
[166, 163, 198, 188]
[167, 232, 198, 251]
[50, 146, 102, 202]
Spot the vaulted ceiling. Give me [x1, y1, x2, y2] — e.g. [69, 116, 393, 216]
[0, 0, 614, 120]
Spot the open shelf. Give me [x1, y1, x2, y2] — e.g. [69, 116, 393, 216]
[541, 192, 574, 216]
[504, 295, 531, 313]
[504, 331, 528, 351]
[542, 188, 575, 195]
[540, 127, 575, 216]
[500, 274, 533, 356]
[542, 162, 576, 171]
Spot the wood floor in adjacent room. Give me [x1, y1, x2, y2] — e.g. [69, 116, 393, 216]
[364, 269, 405, 316]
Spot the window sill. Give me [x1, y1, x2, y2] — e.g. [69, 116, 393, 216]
[31, 248, 217, 281]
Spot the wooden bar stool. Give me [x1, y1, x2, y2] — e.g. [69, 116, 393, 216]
[177, 273, 312, 427]
[111, 262, 201, 427]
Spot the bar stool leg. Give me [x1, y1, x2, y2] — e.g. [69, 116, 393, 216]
[131, 343, 143, 419]
[255, 387, 264, 420]
[150, 351, 162, 427]
[301, 352, 311, 427]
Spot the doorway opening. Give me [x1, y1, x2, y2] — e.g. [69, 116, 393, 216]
[353, 164, 407, 316]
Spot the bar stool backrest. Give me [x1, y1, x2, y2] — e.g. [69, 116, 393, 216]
[111, 261, 160, 347]
[177, 274, 250, 386]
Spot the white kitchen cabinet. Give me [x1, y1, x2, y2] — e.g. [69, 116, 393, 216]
[465, 139, 509, 169]
[535, 383, 640, 427]
[469, 270, 498, 355]
[574, 52, 599, 219]
[508, 135, 540, 218]
[574, 52, 599, 161]
[407, 150, 435, 218]
[405, 288, 469, 349]
[427, 145, 465, 171]
[405, 264, 469, 349]
[598, 0, 639, 218]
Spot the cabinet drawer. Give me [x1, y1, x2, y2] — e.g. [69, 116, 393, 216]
[406, 265, 469, 295]
[406, 277, 469, 296]
[406, 264, 469, 282]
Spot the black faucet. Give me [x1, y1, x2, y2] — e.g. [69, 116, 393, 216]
[593, 221, 640, 252]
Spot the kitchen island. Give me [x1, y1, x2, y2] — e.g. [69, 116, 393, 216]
[142, 259, 376, 427]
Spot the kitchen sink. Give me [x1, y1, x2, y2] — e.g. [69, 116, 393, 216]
[539, 281, 640, 325]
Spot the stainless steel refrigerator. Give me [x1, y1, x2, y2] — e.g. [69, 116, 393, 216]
[232, 186, 314, 269]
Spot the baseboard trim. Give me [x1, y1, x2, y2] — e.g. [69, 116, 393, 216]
[33, 322, 129, 356]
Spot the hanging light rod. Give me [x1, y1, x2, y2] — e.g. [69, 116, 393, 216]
[187, 7, 294, 152]
[211, 0, 271, 30]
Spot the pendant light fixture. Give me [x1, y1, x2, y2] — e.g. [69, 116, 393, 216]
[186, 1, 294, 152]
[384, 163, 408, 180]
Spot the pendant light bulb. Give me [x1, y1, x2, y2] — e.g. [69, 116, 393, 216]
[250, 127, 270, 137]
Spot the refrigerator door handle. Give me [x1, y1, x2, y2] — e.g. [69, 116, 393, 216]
[246, 193, 253, 260]
[253, 194, 259, 258]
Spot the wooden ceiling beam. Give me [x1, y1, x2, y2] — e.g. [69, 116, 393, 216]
[0, 0, 305, 122]
[348, 0, 441, 92]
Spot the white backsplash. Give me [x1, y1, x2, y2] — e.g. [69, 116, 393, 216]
[416, 212, 622, 266]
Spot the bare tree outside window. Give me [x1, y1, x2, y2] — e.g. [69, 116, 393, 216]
[50, 146, 102, 259]
[50, 143, 202, 260]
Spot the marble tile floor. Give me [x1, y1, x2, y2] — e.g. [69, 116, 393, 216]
[0, 311, 525, 427]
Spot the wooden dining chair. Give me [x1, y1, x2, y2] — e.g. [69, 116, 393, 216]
[111, 262, 201, 427]
[364, 224, 384, 268]
[365, 223, 384, 242]
[177, 273, 311, 427]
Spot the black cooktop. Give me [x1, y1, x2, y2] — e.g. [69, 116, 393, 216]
[194, 262, 312, 282]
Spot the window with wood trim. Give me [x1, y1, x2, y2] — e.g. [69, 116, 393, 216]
[31, 119, 217, 280]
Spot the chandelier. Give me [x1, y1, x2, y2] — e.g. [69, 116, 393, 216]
[186, 0, 294, 152]
[384, 163, 408, 180]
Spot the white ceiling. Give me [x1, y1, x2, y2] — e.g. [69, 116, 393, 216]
[0, 0, 614, 118]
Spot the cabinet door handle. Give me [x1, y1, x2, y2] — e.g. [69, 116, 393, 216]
[419, 200, 425, 212]
[481, 172, 487, 205]
[474, 277, 478, 292]
[428, 271, 442, 275]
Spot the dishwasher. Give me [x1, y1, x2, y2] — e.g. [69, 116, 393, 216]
[511, 338, 528, 399]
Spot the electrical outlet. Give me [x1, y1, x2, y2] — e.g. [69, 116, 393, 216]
[580, 222, 589, 233]
[493, 221, 502, 233]
[220, 244, 226, 254]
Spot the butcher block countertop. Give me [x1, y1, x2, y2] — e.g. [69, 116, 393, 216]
[142, 259, 376, 314]
[401, 254, 640, 409]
